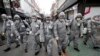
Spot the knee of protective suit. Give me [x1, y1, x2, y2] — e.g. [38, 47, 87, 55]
[47, 45, 52, 53]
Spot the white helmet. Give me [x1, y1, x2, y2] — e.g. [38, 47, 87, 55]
[14, 14, 20, 20]
[14, 14, 20, 18]
[31, 13, 37, 17]
[75, 13, 82, 19]
[1, 14, 7, 17]
[1, 14, 7, 20]
[59, 12, 65, 17]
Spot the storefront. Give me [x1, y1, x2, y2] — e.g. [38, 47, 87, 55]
[57, 0, 78, 19]
[64, 4, 77, 20]
[78, 0, 100, 15]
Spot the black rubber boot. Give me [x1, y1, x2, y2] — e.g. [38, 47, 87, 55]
[83, 42, 87, 45]
[35, 51, 39, 55]
[93, 46, 100, 49]
[67, 43, 70, 46]
[62, 48, 66, 54]
[4, 47, 11, 52]
[15, 44, 20, 48]
[25, 49, 28, 53]
[74, 48, 80, 52]
[58, 51, 61, 55]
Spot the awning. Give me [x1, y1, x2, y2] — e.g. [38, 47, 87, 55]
[0, 8, 28, 20]
[11, 9, 28, 19]
[58, 0, 77, 12]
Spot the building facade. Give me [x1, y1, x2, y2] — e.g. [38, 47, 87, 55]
[22, 0, 40, 16]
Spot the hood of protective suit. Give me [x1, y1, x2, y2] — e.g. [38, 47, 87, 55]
[75, 13, 82, 20]
[14, 14, 20, 20]
[58, 12, 65, 17]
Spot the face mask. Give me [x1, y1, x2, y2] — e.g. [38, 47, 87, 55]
[2, 17, 6, 20]
[77, 18, 81, 21]
[34, 19, 37, 22]
[16, 20, 20, 23]
[59, 16, 65, 19]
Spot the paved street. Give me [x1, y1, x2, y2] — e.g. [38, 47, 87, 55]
[67, 38, 100, 56]
[0, 37, 100, 56]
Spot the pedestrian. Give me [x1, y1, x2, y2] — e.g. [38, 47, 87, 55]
[0, 14, 7, 46]
[23, 28, 31, 53]
[14, 14, 32, 52]
[43, 15, 55, 56]
[54, 12, 68, 55]
[3, 15, 20, 52]
[30, 15, 41, 55]
[83, 18, 91, 45]
[14, 15, 26, 44]
[83, 16, 100, 49]
[68, 13, 83, 52]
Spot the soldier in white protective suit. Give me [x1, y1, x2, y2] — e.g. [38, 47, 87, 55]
[54, 12, 68, 55]
[3, 15, 20, 52]
[83, 16, 100, 49]
[31, 15, 41, 55]
[43, 16, 55, 56]
[68, 13, 83, 52]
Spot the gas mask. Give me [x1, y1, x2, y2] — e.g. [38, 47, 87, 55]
[77, 18, 81, 21]
[15, 19, 20, 23]
[32, 16, 37, 22]
[76, 18, 82, 26]
[2, 16, 7, 21]
[34, 18, 37, 22]
[59, 15, 65, 19]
